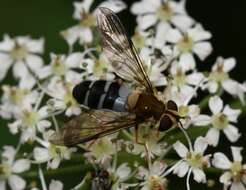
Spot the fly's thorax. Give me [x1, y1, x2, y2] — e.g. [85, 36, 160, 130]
[128, 92, 165, 119]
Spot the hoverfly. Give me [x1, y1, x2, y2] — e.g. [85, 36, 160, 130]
[49, 7, 183, 146]
[90, 170, 112, 190]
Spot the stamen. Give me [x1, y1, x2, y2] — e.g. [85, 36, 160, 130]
[178, 122, 193, 152]
[38, 165, 48, 190]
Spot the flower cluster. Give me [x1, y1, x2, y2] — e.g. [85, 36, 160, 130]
[0, 0, 245, 190]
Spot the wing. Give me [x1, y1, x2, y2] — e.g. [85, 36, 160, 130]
[97, 7, 156, 94]
[49, 110, 137, 146]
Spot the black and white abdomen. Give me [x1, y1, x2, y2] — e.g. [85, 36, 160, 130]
[72, 80, 130, 112]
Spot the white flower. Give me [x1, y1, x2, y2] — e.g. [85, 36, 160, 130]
[126, 126, 166, 159]
[8, 103, 51, 142]
[204, 57, 246, 104]
[163, 86, 201, 128]
[84, 135, 118, 164]
[61, 0, 126, 46]
[173, 137, 210, 184]
[169, 60, 205, 94]
[81, 52, 115, 80]
[0, 34, 44, 84]
[31, 179, 63, 190]
[137, 161, 167, 190]
[194, 96, 241, 146]
[33, 131, 77, 169]
[0, 146, 30, 190]
[38, 53, 85, 84]
[166, 23, 212, 69]
[0, 85, 39, 119]
[108, 163, 134, 190]
[46, 78, 81, 116]
[139, 47, 168, 86]
[212, 146, 246, 190]
[131, 0, 194, 31]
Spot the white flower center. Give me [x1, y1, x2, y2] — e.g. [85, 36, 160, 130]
[156, 3, 173, 22]
[93, 59, 108, 78]
[3, 86, 28, 104]
[209, 64, 229, 83]
[186, 152, 207, 169]
[0, 163, 12, 179]
[90, 138, 115, 158]
[132, 31, 145, 49]
[173, 68, 187, 87]
[52, 56, 66, 76]
[63, 83, 77, 106]
[179, 105, 189, 118]
[147, 175, 165, 190]
[22, 110, 40, 127]
[177, 35, 194, 53]
[79, 12, 96, 27]
[10, 42, 28, 61]
[211, 113, 228, 130]
[48, 144, 67, 158]
[230, 161, 244, 182]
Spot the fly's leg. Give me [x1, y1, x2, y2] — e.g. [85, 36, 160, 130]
[134, 125, 151, 169]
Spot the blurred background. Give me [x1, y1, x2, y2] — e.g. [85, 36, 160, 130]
[0, 0, 245, 146]
[0, 0, 245, 189]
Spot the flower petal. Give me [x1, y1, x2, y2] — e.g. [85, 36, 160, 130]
[205, 128, 220, 147]
[219, 171, 232, 185]
[26, 38, 44, 54]
[171, 15, 194, 31]
[186, 72, 204, 86]
[223, 105, 241, 123]
[209, 96, 223, 114]
[223, 57, 236, 72]
[0, 53, 12, 81]
[26, 54, 44, 73]
[223, 124, 241, 142]
[193, 115, 211, 126]
[33, 147, 50, 162]
[188, 24, 212, 42]
[194, 137, 208, 154]
[166, 28, 182, 43]
[212, 152, 231, 169]
[154, 22, 170, 48]
[116, 163, 131, 179]
[179, 52, 196, 71]
[12, 159, 30, 173]
[8, 175, 26, 190]
[173, 141, 188, 158]
[192, 168, 206, 183]
[231, 182, 245, 190]
[137, 14, 157, 30]
[231, 146, 243, 162]
[193, 42, 213, 61]
[0, 34, 14, 51]
[0, 180, 6, 190]
[98, 0, 126, 13]
[173, 161, 189, 177]
[49, 180, 63, 190]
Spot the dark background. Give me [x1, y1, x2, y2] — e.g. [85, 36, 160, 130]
[0, 0, 245, 189]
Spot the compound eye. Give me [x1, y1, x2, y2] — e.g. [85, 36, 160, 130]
[159, 115, 173, 131]
[167, 100, 178, 111]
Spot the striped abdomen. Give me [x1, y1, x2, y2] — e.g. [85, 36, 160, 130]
[72, 80, 130, 112]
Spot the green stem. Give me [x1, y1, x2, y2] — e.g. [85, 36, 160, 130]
[199, 95, 211, 109]
[21, 164, 91, 178]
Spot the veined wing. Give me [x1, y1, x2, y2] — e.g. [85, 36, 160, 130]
[49, 110, 137, 146]
[97, 7, 156, 94]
